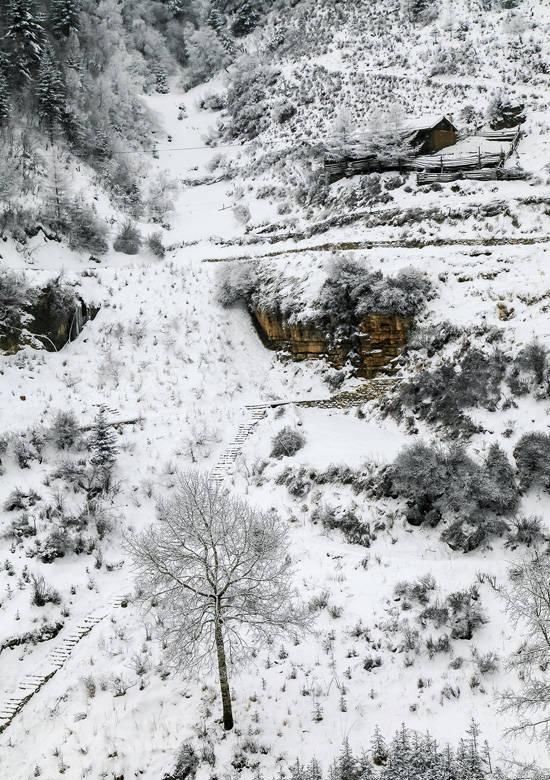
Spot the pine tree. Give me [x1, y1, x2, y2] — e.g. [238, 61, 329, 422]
[371, 725, 388, 766]
[44, 153, 71, 234]
[0, 71, 10, 126]
[337, 739, 361, 780]
[89, 405, 118, 488]
[50, 0, 80, 38]
[37, 48, 66, 134]
[290, 760, 306, 780]
[305, 758, 323, 780]
[5, 0, 44, 83]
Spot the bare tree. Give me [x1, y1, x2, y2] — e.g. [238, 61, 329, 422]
[500, 553, 550, 743]
[126, 470, 306, 730]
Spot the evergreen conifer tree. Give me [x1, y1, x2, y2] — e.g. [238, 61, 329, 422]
[37, 48, 66, 134]
[0, 71, 10, 126]
[371, 725, 388, 766]
[89, 405, 118, 488]
[50, 0, 80, 38]
[5, 0, 44, 82]
[337, 739, 361, 780]
[44, 153, 71, 234]
[305, 758, 323, 780]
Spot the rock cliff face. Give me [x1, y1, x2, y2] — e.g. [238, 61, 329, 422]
[252, 309, 411, 378]
[0, 289, 98, 354]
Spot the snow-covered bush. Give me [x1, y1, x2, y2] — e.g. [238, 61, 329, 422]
[225, 58, 281, 139]
[390, 347, 508, 436]
[185, 28, 232, 89]
[316, 258, 433, 336]
[388, 442, 518, 551]
[114, 220, 142, 255]
[513, 432, 550, 492]
[31, 575, 61, 607]
[313, 504, 373, 547]
[270, 427, 306, 458]
[217, 262, 256, 307]
[0, 269, 31, 343]
[67, 201, 109, 255]
[50, 410, 80, 450]
[147, 231, 166, 258]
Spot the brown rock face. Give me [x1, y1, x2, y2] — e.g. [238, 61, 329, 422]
[252, 309, 411, 378]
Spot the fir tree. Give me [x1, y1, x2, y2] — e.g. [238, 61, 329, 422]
[0, 71, 10, 126]
[5, 0, 44, 83]
[371, 725, 388, 766]
[50, 0, 80, 38]
[89, 405, 118, 488]
[44, 153, 71, 234]
[337, 739, 361, 780]
[37, 48, 65, 134]
[305, 758, 323, 780]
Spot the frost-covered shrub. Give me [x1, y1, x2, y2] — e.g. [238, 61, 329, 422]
[185, 28, 232, 89]
[0, 269, 31, 342]
[313, 504, 373, 546]
[426, 634, 451, 657]
[67, 201, 109, 255]
[394, 574, 436, 606]
[226, 58, 281, 139]
[162, 743, 199, 780]
[389, 347, 508, 435]
[50, 410, 80, 450]
[388, 442, 518, 551]
[114, 220, 142, 255]
[4, 488, 40, 512]
[270, 427, 305, 458]
[233, 203, 251, 226]
[506, 515, 546, 548]
[513, 432, 550, 492]
[13, 436, 37, 469]
[447, 586, 486, 640]
[31, 575, 61, 607]
[147, 231, 165, 258]
[508, 339, 549, 397]
[217, 263, 256, 307]
[317, 258, 432, 332]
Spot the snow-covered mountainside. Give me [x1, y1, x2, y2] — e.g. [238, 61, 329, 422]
[2, 1, 550, 778]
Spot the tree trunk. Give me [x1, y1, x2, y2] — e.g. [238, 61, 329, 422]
[214, 618, 233, 730]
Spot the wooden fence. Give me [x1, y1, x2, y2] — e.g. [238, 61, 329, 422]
[324, 128, 522, 185]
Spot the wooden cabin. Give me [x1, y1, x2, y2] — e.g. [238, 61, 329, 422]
[323, 114, 458, 183]
[404, 115, 458, 154]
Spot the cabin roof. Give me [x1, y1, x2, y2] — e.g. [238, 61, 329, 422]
[403, 114, 455, 133]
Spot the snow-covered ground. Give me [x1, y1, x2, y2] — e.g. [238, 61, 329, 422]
[2, 30, 550, 777]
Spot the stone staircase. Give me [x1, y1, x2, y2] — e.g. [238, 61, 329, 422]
[0, 595, 129, 735]
[209, 407, 268, 484]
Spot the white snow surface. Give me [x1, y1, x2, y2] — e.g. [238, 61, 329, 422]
[2, 31, 550, 779]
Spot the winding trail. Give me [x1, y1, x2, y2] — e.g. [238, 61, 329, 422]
[202, 235, 550, 264]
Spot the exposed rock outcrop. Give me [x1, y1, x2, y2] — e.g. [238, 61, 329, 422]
[253, 309, 411, 378]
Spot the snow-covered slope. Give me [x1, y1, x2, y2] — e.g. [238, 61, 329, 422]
[2, 1, 550, 777]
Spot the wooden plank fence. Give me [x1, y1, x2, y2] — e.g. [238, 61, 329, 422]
[324, 128, 522, 185]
